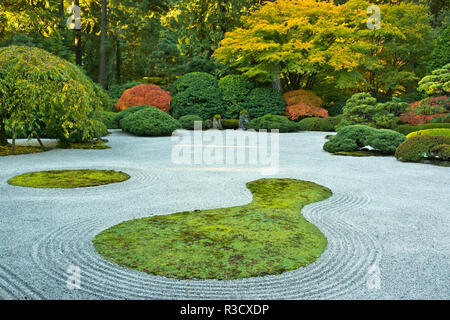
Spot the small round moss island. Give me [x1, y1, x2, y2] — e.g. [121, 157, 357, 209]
[7, 170, 130, 189]
[93, 178, 332, 280]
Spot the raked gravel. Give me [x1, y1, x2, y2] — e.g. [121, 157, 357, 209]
[0, 130, 448, 300]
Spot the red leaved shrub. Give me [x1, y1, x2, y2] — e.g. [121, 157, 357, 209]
[283, 89, 328, 121]
[400, 96, 448, 125]
[286, 103, 329, 121]
[115, 84, 171, 113]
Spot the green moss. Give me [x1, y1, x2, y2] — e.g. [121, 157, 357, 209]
[93, 178, 332, 280]
[8, 169, 130, 188]
[0, 144, 45, 156]
[331, 150, 390, 157]
[56, 140, 111, 150]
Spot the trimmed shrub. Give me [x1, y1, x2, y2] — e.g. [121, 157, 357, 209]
[219, 74, 253, 119]
[171, 72, 225, 120]
[120, 108, 181, 137]
[395, 135, 450, 162]
[179, 115, 204, 130]
[299, 116, 342, 132]
[101, 111, 120, 129]
[114, 105, 151, 125]
[430, 144, 450, 161]
[406, 128, 450, 139]
[397, 123, 450, 135]
[246, 88, 286, 118]
[286, 103, 329, 121]
[283, 89, 328, 121]
[108, 81, 142, 100]
[115, 84, 171, 113]
[323, 125, 406, 155]
[248, 114, 301, 133]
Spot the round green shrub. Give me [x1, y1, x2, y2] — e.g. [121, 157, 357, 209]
[219, 74, 254, 119]
[324, 125, 406, 155]
[299, 116, 342, 132]
[430, 144, 450, 161]
[246, 88, 286, 118]
[248, 114, 301, 133]
[395, 135, 450, 162]
[101, 111, 120, 129]
[170, 72, 225, 120]
[406, 128, 450, 139]
[120, 107, 181, 136]
[178, 115, 204, 130]
[114, 105, 150, 125]
[397, 123, 450, 135]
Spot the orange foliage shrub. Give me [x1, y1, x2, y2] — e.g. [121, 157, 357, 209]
[400, 96, 448, 125]
[115, 84, 171, 112]
[283, 90, 323, 107]
[283, 89, 328, 121]
[286, 103, 329, 121]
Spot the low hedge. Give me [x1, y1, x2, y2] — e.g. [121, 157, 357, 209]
[120, 107, 181, 137]
[101, 111, 120, 129]
[406, 128, 450, 139]
[179, 115, 204, 130]
[114, 105, 151, 125]
[248, 114, 301, 133]
[323, 125, 406, 155]
[397, 123, 450, 135]
[395, 135, 450, 162]
[299, 116, 342, 132]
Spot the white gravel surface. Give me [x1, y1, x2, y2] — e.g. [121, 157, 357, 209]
[0, 130, 449, 300]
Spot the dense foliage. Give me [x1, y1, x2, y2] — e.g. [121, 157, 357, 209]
[395, 135, 450, 162]
[397, 123, 450, 135]
[339, 93, 409, 130]
[219, 74, 254, 119]
[406, 128, 450, 139]
[120, 107, 181, 136]
[0, 46, 107, 146]
[299, 117, 342, 132]
[178, 115, 204, 130]
[171, 72, 225, 120]
[248, 114, 301, 133]
[116, 84, 171, 113]
[323, 125, 406, 155]
[245, 88, 286, 118]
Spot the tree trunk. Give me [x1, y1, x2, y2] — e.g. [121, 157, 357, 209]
[34, 132, 46, 152]
[59, 0, 65, 29]
[75, 0, 82, 66]
[99, 0, 108, 88]
[11, 125, 15, 155]
[271, 65, 282, 93]
[0, 116, 7, 146]
[115, 37, 121, 83]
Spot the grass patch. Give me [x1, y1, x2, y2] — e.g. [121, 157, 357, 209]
[8, 169, 130, 189]
[0, 144, 45, 156]
[93, 178, 332, 280]
[331, 150, 390, 157]
[57, 140, 111, 150]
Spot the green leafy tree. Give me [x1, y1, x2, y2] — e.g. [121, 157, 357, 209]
[0, 46, 107, 147]
[417, 63, 450, 96]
